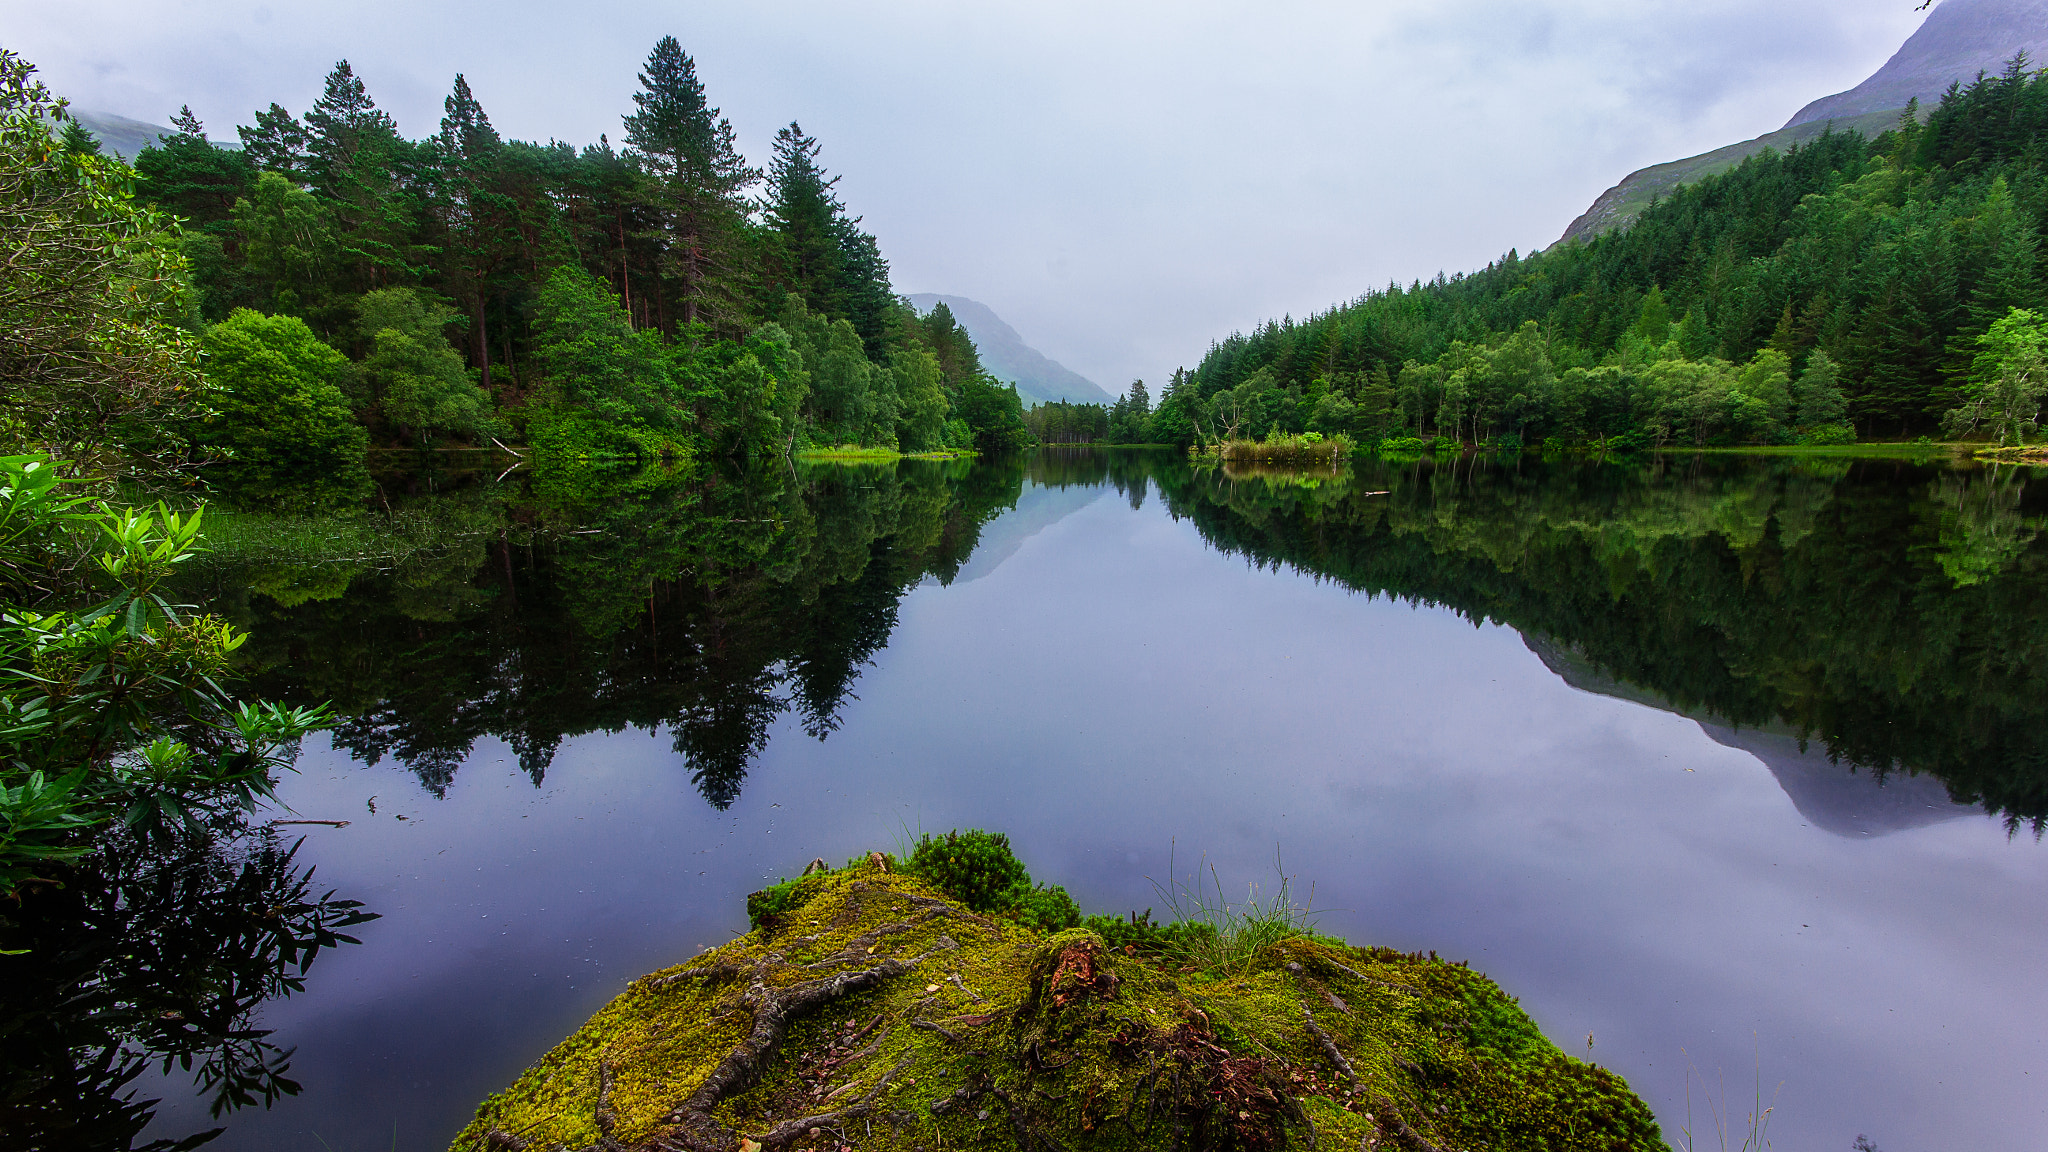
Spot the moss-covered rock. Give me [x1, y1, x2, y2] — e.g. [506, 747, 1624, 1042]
[452, 859, 1662, 1151]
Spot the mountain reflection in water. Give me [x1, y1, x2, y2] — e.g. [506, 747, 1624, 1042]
[122, 446, 2048, 1152]
[183, 449, 2048, 828]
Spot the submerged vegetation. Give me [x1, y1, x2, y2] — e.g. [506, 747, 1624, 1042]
[455, 836, 1662, 1152]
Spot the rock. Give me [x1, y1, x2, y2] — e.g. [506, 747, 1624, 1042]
[450, 858, 1665, 1151]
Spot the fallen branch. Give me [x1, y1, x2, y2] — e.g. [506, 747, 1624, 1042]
[268, 819, 350, 827]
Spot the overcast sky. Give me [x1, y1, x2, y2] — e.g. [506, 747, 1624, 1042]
[8, 0, 1929, 388]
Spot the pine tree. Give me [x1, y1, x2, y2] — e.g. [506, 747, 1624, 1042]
[621, 37, 753, 193]
[831, 216, 894, 355]
[57, 118, 100, 157]
[135, 104, 253, 232]
[621, 36, 760, 329]
[237, 103, 309, 181]
[435, 74, 513, 393]
[302, 61, 417, 292]
[1792, 350, 1848, 430]
[303, 60, 397, 195]
[765, 122, 847, 317]
[168, 105, 204, 140]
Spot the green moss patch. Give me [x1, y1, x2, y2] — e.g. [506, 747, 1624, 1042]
[452, 858, 1662, 1152]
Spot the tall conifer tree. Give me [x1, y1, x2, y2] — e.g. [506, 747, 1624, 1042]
[621, 36, 759, 329]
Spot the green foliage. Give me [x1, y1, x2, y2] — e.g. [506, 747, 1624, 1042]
[1792, 349, 1849, 430]
[357, 288, 495, 441]
[1026, 400, 1110, 444]
[1945, 306, 2048, 445]
[905, 828, 1032, 912]
[14, 41, 1004, 475]
[891, 346, 949, 452]
[230, 171, 337, 316]
[1010, 882, 1082, 933]
[954, 373, 1031, 452]
[197, 309, 370, 510]
[0, 52, 206, 479]
[0, 464, 338, 893]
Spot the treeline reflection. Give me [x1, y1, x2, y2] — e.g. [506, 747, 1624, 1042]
[188, 458, 1024, 809]
[1141, 449, 2048, 830]
[192, 450, 2048, 828]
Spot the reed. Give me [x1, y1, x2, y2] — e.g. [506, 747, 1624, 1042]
[1194, 431, 1353, 465]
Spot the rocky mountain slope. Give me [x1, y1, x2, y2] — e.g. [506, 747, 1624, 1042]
[1561, 0, 2048, 244]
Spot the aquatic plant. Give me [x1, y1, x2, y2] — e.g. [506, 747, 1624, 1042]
[1194, 432, 1354, 466]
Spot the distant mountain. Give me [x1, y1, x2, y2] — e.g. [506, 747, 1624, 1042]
[1784, 0, 2048, 128]
[1562, 0, 2048, 244]
[64, 109, 179, 160]
[905, 294, 1113, 406]
[1558, 108, 1902, 244]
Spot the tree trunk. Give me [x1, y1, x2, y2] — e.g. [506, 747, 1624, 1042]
[473, 292, 493, 395]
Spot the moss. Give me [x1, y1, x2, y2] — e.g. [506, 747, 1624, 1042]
[452, 858, 1664, 1152]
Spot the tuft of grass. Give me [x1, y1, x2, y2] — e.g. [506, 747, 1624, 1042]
[1146, 845, 1328, 977]
[1678, 1040, 1779, 1152]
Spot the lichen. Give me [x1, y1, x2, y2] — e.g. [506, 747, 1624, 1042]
[451, 859, 1663, 1152]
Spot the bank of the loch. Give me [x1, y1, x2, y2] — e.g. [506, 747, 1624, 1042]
[452, 853, 1661, 1152]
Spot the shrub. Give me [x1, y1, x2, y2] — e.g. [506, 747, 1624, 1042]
[905, 828, 1030, 913]
[1011, 883, 1081, 932]
[1799, 422, 1856, 445]
[198, 309, 370, 512]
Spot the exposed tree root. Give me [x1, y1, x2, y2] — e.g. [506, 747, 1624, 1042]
[634, 895, 962, 1152]
[1303, 1009, 1358, 1084]
[747, 1055, 914, 1150]
[1368, 1098, 1451, 1152]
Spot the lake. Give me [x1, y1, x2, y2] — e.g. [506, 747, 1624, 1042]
[62, 449, 2048, 1150]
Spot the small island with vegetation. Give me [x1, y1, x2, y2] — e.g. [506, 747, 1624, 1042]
[454, 832, 1660, 1152]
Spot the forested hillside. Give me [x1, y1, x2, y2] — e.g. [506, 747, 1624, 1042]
[1137, 60, 2048, 451]
[22, 39, 1033, 505]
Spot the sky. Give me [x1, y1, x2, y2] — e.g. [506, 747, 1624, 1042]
[6, 0, 1931, 388]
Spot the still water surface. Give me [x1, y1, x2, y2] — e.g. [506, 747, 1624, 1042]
[131, 451, 2048, 1151]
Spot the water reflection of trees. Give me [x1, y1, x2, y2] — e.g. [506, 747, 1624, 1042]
[1151, 453, 2048, 830]
[0, 832, 375, 1150]
[187, 449, 2048, 828]
[189, 458, 1025, 809]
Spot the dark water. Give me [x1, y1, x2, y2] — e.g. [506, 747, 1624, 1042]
[55, 450, 2048, 1150]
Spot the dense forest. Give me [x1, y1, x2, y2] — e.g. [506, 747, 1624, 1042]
[27, 40, 1035, 507]
[0, 45, 1041, 1148]
[1102, 59, 2048, 452]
